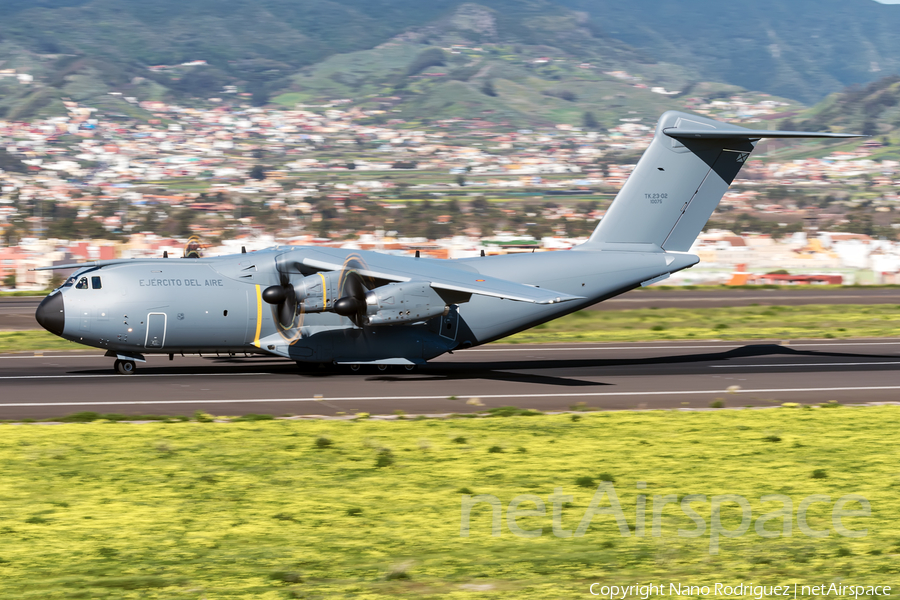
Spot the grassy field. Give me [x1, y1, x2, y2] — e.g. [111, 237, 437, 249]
[0, 330, 85, 353]
[505, 303, 900, 344]
[0, 406, 897, 598]
[1, 304, 898, 353]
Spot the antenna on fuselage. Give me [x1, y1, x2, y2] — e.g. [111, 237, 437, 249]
[163, 251, 168, 258]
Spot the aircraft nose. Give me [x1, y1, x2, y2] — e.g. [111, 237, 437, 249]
[35, 292, 65, 336]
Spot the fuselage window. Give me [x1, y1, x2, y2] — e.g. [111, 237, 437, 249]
[91, 276, 102, 290]
[75, 277, 89, 289]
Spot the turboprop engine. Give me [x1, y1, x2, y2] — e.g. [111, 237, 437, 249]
[261, 270, 344, 323]
[362, 281, 449, 326]
[262, 273, 449, 328]
[262, 265, 452, 328]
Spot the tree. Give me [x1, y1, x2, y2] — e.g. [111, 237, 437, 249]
[583, 111, 600, 130]
[3, 272, 15, 289]
[456, 174, 466, 187]
[405, 48, 446, 77]
[249, 165, 267, 180]
[251, 86, 270, 107]
[0, 148, 27, 173]
[481, 79, 497, 97]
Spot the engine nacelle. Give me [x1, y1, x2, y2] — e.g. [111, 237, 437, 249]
[364, 282, 448, 326]
[293, 271, 344, 313]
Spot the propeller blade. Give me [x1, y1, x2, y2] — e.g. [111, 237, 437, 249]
[343, 271, 367, 301]
[333, 271, 369, 323]
[277, 284, 297, 327]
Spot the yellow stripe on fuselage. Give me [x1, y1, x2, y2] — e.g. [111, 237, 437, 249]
[253, 284, 262, 347]
[318, 272, 327, 308]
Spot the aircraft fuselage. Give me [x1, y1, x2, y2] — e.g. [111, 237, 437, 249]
[35, 245, 695, 368]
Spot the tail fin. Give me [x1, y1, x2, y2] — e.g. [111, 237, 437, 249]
[585, 111, 861, 252]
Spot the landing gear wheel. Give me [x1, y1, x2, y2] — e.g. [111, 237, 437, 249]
[377, 364, 389, 372]
[404, 364, 416, 372]
[349, 364, 361, 373]
[114, 359, 136, 375]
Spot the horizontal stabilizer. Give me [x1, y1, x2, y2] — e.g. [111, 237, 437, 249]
[663, 127, 863, 140]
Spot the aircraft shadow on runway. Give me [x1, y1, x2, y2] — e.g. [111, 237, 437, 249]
[66, 344, 899, 388]
[369, 343, 900, 386]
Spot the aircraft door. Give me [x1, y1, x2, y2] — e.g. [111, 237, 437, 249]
[440, 306, 459, 341]
[145, 312, 167, 349]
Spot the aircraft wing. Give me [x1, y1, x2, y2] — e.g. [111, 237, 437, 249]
[31, 258, 144, 271]
[301, 256, 583, 304]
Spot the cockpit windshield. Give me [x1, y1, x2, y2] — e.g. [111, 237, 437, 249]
[75, 277, 89, 289]
[61, 276, 76, 288]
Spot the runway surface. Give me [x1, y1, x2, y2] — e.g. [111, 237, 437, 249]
[0, 297, 47, 330]
[2, 339, 899, 420]
[3, 288, 899, 329]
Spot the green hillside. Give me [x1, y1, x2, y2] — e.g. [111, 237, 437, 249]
[558, 0, 900, 104]
[748, 75, 900, 162]
[277, 4, 770, 129]
[0, 0, 785, 125]
[4, 0, 897, 127]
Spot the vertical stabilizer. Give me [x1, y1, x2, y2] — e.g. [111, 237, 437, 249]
[583, 111, 860, 252]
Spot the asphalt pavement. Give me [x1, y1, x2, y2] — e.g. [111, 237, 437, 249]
[2, 339, 898, 420]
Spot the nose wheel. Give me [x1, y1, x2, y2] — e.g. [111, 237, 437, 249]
[114, 359, 136, 375]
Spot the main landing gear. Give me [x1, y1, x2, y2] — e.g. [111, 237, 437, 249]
[106, 351, 144, 375]
[114, 359, 136, 375]
[344, 363, 418, 374]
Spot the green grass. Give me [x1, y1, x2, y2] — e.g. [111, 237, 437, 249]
[0, 407, 897, 597]
[270, 92, 312, 107]
[503, 304, 900, 344]
[0, 290, 49, 297]
[0, 330, 85, 353]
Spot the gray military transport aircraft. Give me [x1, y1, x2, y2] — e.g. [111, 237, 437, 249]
[34, 111, 859, 374]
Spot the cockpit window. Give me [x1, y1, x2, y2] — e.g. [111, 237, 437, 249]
[75, 277, 89, 289]
[91, 276, 102, 290]
[62, 276, 76, 288]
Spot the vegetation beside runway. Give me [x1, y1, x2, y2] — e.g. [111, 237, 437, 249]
[1, 303, 898, 353]
[0, 330, 84, 353]
[1, 406, 897, 598]
[505, 304, 900, 344]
